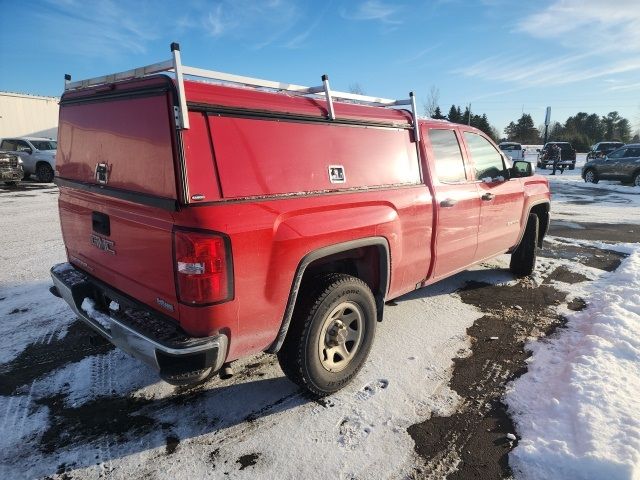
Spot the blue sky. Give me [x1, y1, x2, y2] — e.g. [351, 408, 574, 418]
[2, 0, 639, 135]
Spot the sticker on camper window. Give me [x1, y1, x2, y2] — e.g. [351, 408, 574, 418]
[328, 165, 346, 184]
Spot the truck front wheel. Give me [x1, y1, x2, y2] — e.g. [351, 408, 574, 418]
[36, 163, 54, 182]
[510, 214, 539, 277]
[277, 273, 377, 397]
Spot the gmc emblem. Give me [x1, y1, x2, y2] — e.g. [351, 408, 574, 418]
[90, 234, 116, 255]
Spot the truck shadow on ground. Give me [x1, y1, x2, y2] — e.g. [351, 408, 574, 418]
[0, 315, 308, 477]
[0, 179, 57, 195]
[35, 374, 306, 475]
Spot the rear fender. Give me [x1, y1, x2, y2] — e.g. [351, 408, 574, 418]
[266, 236, 391, 354]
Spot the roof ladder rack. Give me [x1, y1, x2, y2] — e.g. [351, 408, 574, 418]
[64, 42, 420, 142]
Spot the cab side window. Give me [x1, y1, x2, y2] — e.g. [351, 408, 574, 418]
[463, 132, 504, 180]
[624, 148, 640, 158]
[428, 129, 467, 183]
[15, 140, 31, 153]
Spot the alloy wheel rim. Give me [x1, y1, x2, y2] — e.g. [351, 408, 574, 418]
[318, 301, 364, 373]
[585, 171, 594, 182]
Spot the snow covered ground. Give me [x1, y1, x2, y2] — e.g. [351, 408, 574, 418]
[506, 153, 640, 479]
[507, 239, 640, 480]
[536, 154, 640, 224]
[0, 169, 639, 479]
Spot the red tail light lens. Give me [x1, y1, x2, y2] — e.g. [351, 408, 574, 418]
[174, 230, 233, 305]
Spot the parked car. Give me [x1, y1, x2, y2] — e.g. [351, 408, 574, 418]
[50, 44, 551, 397]
[0, 151, 23, 185]
[537, 142, 576, 170]
[499, 142, 525, 161]
[0, 137, 57, 182]
[582, 144, 640, 186]
[586, 141, 624, 160]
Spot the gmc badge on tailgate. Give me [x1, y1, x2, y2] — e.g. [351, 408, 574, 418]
[90, 234, 116, 255]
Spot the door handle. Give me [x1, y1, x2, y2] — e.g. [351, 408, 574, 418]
[481, 193, 495, 201]
[440, 198, 458, 207]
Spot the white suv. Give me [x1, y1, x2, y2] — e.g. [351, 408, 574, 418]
[0, 137, 57, 182]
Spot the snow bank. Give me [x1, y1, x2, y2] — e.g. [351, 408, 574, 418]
[506, 246, 640, 480]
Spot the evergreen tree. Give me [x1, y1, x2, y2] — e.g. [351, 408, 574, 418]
[504, 114, 539, 144]
[447, 105, 460, 123]
[432, 106, 446, 120]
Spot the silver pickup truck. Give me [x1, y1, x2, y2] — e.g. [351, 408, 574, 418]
[0, 137, 56, 182]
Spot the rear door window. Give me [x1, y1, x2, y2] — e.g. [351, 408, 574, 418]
[624, 148, 640, 157]
[428, 129, 466, 183]
[608, 148, 626, 159]
[463, 132, 504, 180]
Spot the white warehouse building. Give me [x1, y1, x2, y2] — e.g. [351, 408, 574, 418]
[0, 92, 59, 140]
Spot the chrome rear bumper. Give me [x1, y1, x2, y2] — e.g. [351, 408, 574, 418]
[50, 262, 228, 384]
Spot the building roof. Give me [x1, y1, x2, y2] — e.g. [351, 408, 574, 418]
[0, 91, 59, 101]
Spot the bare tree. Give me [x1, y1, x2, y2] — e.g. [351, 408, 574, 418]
[348, 83, 365, 95]
[423, 85, 440, 118]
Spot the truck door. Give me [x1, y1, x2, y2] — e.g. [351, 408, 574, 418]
[602, 147, 627, 180]
[462, 131, 524, 261]
[425, 127, 480, 280]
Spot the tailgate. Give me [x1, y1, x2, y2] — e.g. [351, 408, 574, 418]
[56, 77, 181, 318]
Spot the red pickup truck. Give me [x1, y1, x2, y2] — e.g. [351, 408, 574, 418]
[50, 44, 550, 397]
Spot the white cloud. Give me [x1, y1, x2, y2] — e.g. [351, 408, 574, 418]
[37, 0, 158, 57]
[457, 0, 640, 88]
[202, 0, 301, 49]
[341, 1, 402, 24]
[518, 0, 640, 54]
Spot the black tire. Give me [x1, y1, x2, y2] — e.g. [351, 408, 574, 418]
[510, 214, 539, 277]
[36, 163, 54, 182]
[538, 163, 546, 170]
[584, 168, 599, 184]
[633, 172, 640, 188]
[22, 172, 30, 180]
[277, 273, 377, 397]
[4, 181, 18, 187]
[569, 162, 575, 170]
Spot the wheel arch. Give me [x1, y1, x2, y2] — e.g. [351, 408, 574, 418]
[510, 201, 550, 252]
[267, 237, 390, 353]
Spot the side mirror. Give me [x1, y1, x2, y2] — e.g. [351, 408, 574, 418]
[512, 160, 533, 178]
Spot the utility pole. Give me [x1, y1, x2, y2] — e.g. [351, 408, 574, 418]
[543, 106, 551, 144]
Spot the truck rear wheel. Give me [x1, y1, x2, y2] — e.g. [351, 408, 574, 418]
[510, 214, 539, 277]
[277, 273, 376, 397]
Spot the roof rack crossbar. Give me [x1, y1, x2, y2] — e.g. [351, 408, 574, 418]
[63, 42, 420, 141]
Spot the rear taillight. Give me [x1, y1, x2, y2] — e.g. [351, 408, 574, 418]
[174, 230, 233, 305]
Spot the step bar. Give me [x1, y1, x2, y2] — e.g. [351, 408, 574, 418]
[64, 43, 420, 141]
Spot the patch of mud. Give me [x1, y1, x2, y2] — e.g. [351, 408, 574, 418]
[540, 241, 626, 272]
[567, 297, 587, 311]
[165, 434, 180, 455]
[237, 453, 261, 470]
[408, 280, 567, 478]
[37, 394, 157, 454]
[0, 321, 114, 396]
[543, 266, 589, 284]
[549, 221, 640, 243]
